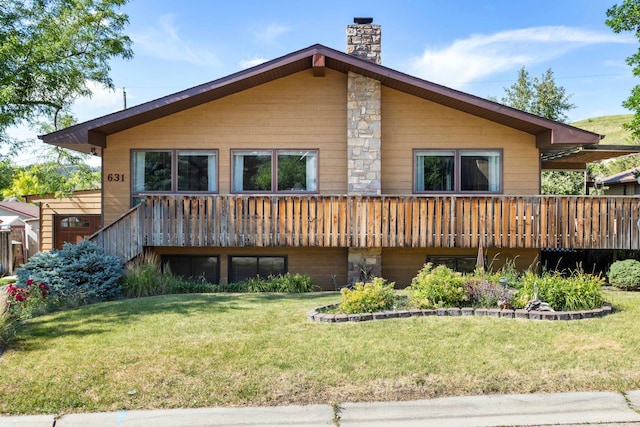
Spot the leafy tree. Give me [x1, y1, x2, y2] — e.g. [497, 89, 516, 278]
[606, 0, 640, 139]
[0, 0, 133, 147]
[0, 158, 17, 195]
[2, 161, 99, 199]
[499, 67, 575, 123]
[541, 170, 584, 195]
[496, 67, 581, 194]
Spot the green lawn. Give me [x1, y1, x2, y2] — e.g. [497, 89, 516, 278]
[1, 290, 639, 415]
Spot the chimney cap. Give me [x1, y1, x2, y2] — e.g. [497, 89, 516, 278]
[353, 17, 373, 24]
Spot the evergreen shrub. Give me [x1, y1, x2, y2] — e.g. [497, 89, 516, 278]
[16, 240, 122, 305]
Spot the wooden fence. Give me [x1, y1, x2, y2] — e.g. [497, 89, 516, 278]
[0, 229, 11, 276]
[90, 195, 640, 262]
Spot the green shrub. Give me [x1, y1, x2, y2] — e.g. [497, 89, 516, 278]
[123, 252, 219, 297]
[16, 240, 122, 306]
[339, 278, 395, 314]
[513, 270, 604, 311]
[608, 259, 640, 291]
[234, 273, 316, 293]
[408, 263, 468, 309]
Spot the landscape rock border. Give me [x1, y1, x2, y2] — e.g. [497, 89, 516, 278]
[307, 303, 613, 323]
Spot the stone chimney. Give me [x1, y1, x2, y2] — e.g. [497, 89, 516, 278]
[346, 18, 383, 284]
[346, 17, 381, 196]
[346, 17, 381, 64]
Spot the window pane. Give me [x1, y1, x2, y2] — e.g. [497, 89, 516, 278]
[415, 151, 455, 191]
[258, 257, 286, 277]
[230, 256, 259, 282]
[133, 151, 172, 192]
[461, 151, 501, 192]
[232, 152, 272, 191]
[61, 216, 90, 228]
[277, 151, 317, 192]
[162, 255, 219, 283]
[178, 151, 217, 191]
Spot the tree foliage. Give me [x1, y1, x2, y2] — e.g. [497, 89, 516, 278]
[0, 0, 133, 145]
[500, 67, 575, 123]
[497, 66, 581, 194]
[606, 0, 640, 139]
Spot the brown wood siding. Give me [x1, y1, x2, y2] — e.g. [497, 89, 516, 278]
[381, 87, 540, 195]
[29, 191, 102, 252]
[382, 247, 539, 287]
[151, 246, 347, 290]
[103, 69, 348, 225]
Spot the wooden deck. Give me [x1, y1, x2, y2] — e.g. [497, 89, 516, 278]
[91, 195, 640, 262]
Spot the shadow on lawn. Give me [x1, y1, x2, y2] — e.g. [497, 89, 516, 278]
[4, 293, 252, 353]
[3, 292, 338, 354]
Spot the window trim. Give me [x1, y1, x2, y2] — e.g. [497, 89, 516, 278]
[228, 255, 288, 283]
[231, 149, 319, 194]
[413, 148, 503, 194]
[131, 149, 219, 201]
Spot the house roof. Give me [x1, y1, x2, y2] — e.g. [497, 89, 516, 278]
[600, 167, 639, 185]
[40, 44, 604, 158]
[0, 201, 39, 219]
[0, 216, 24, 228]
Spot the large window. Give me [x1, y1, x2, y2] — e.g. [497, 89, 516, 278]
[161, 255, 219, 283]
[232, 150, 318, 193]
[415, 149, 501, 193]
[229, 256, 286, 283]
[132, 150, 217, 199]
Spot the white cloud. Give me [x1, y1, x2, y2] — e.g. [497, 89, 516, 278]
[132, 14, 221, 67]
[73, 81, 124, 120]
[239, 57, 268, 69]
[253, 23, 291, 43]
[407, 26, 634, 89]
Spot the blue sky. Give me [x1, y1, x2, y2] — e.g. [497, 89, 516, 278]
[9, 0, 640, 163]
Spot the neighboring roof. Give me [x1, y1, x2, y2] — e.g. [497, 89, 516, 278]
[40, 44, 602, 156]
[0, 201, 39, 219]
[600, 168, 639, 185]
[24, 188, 101, 203]
[0, 216, 24, 228]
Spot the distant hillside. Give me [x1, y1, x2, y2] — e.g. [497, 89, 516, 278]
[571, 114, 637, 145]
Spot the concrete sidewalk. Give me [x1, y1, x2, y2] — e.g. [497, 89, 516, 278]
[2, 390, 640, 426]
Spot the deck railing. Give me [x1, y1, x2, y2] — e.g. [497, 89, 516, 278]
[90, 195, 640, 262]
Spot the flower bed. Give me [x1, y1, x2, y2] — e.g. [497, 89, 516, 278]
[307, 302, 613, 323]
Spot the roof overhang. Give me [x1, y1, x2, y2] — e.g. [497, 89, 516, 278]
[541, 145, 640, 170]
[40, 44, 603, 154]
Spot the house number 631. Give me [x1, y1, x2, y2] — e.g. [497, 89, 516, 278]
[107, 173, 125, 182]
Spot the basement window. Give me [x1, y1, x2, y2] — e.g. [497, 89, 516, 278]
[228, 256, 286, 283]
[161, 255, 219, 284]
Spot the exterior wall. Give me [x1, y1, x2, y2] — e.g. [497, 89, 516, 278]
[381, 87, 540, 195]
[382, 247, 540, 288]
[103, 69, 348, 225]
[151, 246, 347, 290]
[604, 183, 640, 195]
[27, 191, 102, 252]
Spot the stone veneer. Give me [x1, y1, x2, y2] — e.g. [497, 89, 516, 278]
[346, 21, 383, 283]
[347, 72, 381, 195]
[346, 22, 381, 65]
